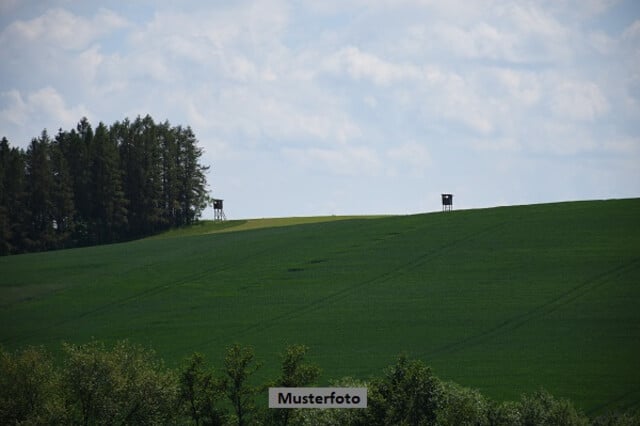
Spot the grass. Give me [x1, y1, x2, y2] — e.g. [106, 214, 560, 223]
[147, 215, 387, 239]
[1, 199, 639, 415]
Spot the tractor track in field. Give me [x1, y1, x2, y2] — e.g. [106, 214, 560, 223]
[189, 219, 510, 353]
[420, 257, 640, 361]
[2, 218, 380, 347]
[0, 233, 307, 346]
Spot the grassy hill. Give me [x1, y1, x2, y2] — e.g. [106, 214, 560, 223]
[1, 199, 639, 415]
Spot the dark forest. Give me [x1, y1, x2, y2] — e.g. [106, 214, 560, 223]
[0, 115, 210, 255]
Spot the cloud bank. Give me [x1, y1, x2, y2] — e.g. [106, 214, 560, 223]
[1, 0, 639, 217]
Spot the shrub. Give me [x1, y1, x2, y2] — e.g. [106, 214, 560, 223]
[61, 340, 179, 425]
[0, 346, 58, 424]
[437, 381, 489, 426]
[365, 354, 443, 426]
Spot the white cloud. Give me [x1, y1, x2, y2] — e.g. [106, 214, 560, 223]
[622, 19, 640, 40]
[549, 0, 621, 21]
[529, 121, 600, 155]
[0, 0, 19, 14]
[73, 45, 104, 85]
[283, 146, 382, 177]
[500, 3, 567, 40]
[326, 46, 421, 85]
[126, 2, 289, 81]
[386, 141, 431, 177]
[363, 95, 378, 108]
[323, 48, 498, 134]
[397, 1, 574, 64]
[0, 1, 638, 216]
[602, 137, 640, 154]
[550, 80, 610, 121]
[588, 30, 616, 55]
[472, 137, 521, 152]
[0, 7, 128, 51]
[0, 89, 27, 125]
[420, 67, 496, 134]
[0, 87, 90, 142]
[492, 68, 541, 106]
[28, 87, 89, 124]
[422, 22, 519, 61]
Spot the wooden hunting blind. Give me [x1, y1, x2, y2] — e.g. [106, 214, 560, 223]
[213, 199, 226, 221]
[441, 194, 453, 212]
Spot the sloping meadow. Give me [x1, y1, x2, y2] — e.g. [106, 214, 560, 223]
[1, 199, 639, 415]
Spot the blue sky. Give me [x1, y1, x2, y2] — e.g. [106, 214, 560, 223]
[1, 0, 639, 219]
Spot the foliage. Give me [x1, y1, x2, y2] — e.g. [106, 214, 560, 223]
[0, 137, 26, 254]
[365, 354, 443, 425]
[180, 352, 228, 426]
[517, 389, 589, 426]
[293, 377, 369, 426]
[2, 342, 640, 425]
[487, 400, 522, 425]
[275, 344, 321, 389]
[267, 344, 321, 426]
[223, 343, 262, 426]
[0, 115, 210, 254]
[591, 410, 640, 426]
[437, 381, 489, 425]
[24, 131, 55, 252]
[0, 346, 58, 424]
[61, 340, 179, 425]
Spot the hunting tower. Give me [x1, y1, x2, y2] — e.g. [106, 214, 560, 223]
[213, 199, 226, 221]
[441, 194, 453, 212]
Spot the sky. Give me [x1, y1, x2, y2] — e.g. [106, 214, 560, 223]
[1, 0, 639, 220]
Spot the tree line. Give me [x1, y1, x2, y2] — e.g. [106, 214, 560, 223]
[1, 341, 637, 425]
[0, 116, 210, 255]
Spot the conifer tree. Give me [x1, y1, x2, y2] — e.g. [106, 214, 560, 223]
[175, 126, 210, 226]
[91, 122, 128, 243]
[0, 138, 13, 254]
[119, 115, 164, 236]
[1, 114, 211, 255]
[49, 139, 75, 248]
[24, 131, 54, 251]
[1, 144, 27, 253]
[158, 121, 179, 227]
[55, 120, 93, 245]
[139, 115, 164, 233]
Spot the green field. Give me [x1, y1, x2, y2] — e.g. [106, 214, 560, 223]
[1, 199, 639, 415]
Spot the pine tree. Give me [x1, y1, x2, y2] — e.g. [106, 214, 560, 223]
[2, 145, 28, 253]
[91, 122, 128, 243]
[158, 121, 179, 227]
[119, 117, 144, 236]
[1, 114, 211, 255]
[175, 126, 210, 226]
[24, 131, 54, 251]
[49, 139, 75, 248]
[139, 115, 165, 233]
[0, 138, 13, 254]
[56, 119, 93, 245]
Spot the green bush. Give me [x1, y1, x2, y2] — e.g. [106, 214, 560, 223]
[517, 389, 589, 426]
[365, 354, 443, 426]
[180, 352, 227, 425]
[591, 410, 640, 426]
[437, 381, 489, 426]
[61, 340, 179, 425]
[0, 346, 59, 424]
[293, 377, 368, 426]
[3, 342, 640, 425]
